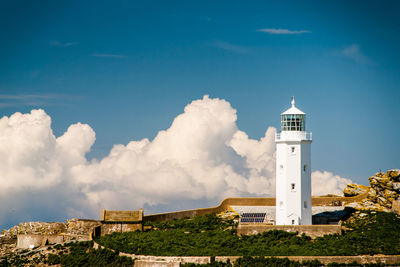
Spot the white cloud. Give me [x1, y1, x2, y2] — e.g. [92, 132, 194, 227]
[212, 41, 248, 53]
[257, 28, 311, 34]
[311, 170, 352, 196]
[0, 96, 352, 230]
[341, 44, 370, 64]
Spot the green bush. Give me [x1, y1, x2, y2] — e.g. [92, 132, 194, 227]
[47, 253, 61, 265]
[97, 212, 400, 256]
[60, 241, 135, 267]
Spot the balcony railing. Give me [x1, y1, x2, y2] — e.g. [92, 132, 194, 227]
[275, 132, 312, 141]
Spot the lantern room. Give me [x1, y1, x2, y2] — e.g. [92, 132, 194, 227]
[281, 97, 306, 132]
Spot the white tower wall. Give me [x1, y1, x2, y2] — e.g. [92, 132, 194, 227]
[275, 98, 312, 225]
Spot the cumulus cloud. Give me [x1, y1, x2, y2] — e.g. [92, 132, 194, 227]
[0, 96, 352, 230]
[257, 28, 311, 34]
[311, 171, 353, 196]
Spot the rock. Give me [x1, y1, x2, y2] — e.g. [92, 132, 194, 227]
[367, 189, 377, 202]
[343, 184, 370, 197]
[345, 169, 400, 212]
[393, 183, 400, 191]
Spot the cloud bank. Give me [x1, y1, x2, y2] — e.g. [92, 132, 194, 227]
[0, 96, 352, 229]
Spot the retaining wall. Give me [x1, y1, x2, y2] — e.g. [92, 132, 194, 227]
[144, 195, 368, 222]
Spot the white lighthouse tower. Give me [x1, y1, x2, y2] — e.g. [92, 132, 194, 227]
[275, 97, 312, 225]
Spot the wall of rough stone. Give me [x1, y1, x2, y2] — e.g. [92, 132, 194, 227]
[66, 219, 102, 235]
[3, 222, 66, 239]
[215, 255, 400, 265]
[237, 224, 341, 239]
[119, 254, 400, 266]
[16, 233, 91, 249]
[101, 223, 142, 236]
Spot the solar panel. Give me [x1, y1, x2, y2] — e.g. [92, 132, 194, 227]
[240, 213, 266, 223]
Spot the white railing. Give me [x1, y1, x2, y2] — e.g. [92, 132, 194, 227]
[275, 132, 312, 141]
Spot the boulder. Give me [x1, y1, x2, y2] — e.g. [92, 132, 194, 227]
[343, 184, 369, 197]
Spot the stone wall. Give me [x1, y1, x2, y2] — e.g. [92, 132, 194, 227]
[66, 219, 102, 235]
[17, 233, 91, 249]
[99, 209, 144, 236]
[116, 253, 400, 266]
[17, 234, 64, 249]
[101, 222, 143, 236]
[215, 255, 400, 265]
[237, 224, 341, 239]
[101, 209, 143, 222]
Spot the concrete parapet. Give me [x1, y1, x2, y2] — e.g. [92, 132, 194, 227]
[144, 196, 368, 222]
[237, 224, 341, 239]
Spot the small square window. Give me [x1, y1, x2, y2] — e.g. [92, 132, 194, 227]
[290, 183, 296, 191]
[303, 164, 307, 172]
[304, 201, 307, 208]
[291, 219, 295, 225]
[291, 147, 295, 153]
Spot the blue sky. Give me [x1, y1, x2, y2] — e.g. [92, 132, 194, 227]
[1, 0, 399, 185]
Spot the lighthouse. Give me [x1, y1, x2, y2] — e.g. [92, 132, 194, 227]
[275, 97, 312, 225]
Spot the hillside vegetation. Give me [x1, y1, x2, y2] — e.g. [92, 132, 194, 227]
[96, 211, 400, 256]
[0, 241, 135, 267]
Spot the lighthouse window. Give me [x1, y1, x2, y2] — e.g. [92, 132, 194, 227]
[291, 219, 295, 225]
[281, 114, 305, 131]
[304, 201, 307, 208]
[303, 164, 307, 172]
[290, 183, 296, 191]
[291, 147, 295, 154]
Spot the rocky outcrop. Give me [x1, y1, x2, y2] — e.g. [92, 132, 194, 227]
[1, 219, 101, 239]
[344, 169, 400, 212]
[343, 184, 369, 197]
[1, 222, 66, 239]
